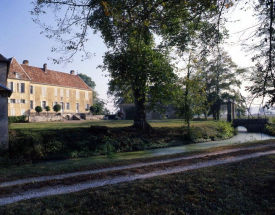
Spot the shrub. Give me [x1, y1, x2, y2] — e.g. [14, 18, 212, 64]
[53, 104, 61, 113]
[35, 106, 43, 115]
[45, 106, 51, 112]
[8, 115, 27, 125]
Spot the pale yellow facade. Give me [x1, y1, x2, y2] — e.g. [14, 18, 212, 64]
[7, 80, 93, 116]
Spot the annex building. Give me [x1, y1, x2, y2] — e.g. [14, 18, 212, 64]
[1, 54, 93, 117]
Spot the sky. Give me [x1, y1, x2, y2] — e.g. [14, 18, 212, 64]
[0, 1, 259, 112]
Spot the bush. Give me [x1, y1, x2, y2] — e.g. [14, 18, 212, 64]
[35, 106, 42, 115]
[53, 104, 61, 113]
[8, 115, 27, 125]
[216, 121, 235, 138]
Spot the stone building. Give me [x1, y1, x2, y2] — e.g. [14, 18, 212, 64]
[2, 54, 93, 117]
[0, 54, 12, 149]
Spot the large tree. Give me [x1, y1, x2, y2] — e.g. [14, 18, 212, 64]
[32, 0, 227, 129]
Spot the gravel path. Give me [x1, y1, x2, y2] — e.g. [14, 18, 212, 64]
[0, 143, 274, 189]
[0, 149, 274, 206]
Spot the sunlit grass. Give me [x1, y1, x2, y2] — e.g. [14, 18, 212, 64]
[10, 119, 214, 131]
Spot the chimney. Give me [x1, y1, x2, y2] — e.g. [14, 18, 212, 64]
[43, 63, 47, 73]
[70, 70, 75, 75]
[23, 60, 29, 65]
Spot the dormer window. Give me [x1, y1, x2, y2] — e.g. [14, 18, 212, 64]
[14, 72, 20, 79]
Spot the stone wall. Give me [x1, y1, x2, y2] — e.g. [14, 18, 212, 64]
[29, 115, 62, 122]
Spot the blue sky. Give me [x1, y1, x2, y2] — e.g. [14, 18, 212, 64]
[0, 1, 112, 109]
[0, 1, 257, 111]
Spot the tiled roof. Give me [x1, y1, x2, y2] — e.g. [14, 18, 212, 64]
[8, 58, 31, 81]
[22, 65, 91, 90]
[8, 57, 91, 91]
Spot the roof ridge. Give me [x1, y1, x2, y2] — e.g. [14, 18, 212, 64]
[21, 64, 75, 76]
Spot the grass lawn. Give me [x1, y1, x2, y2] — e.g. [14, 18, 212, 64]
[10, 119, 213, 131]
[1, 154, 274, 214]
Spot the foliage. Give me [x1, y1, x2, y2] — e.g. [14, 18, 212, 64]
[45, 106, 51, 112]
[90, 102, 105, 115]
[8, 116, 27, 125]
[78, 73, 99, 102]
[53, 104, 61, 113]
[35, 106, 42, 115]
[102, 137, 117, 159]
[32, 0, 226, 130]
[194, 49, 245, 120]
[7, 120, 234, 163]
[245, 0, 275, 106]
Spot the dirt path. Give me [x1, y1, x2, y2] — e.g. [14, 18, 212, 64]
[0, 144, 274, 206]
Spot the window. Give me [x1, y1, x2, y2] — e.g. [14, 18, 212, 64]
[21, 109, 25, 115]
[17, 83, 20, 92]
[30, 86, 34, 94]
[10, 109, 15, 116]
[86, 104, 89, 110]
[8, 82, 14, 91]
[30, 101, 34, 109]
[76, 90, 79, 99]
[60, 89, 64, 97]
[42, 101, 46, 109]
[66, 89, 69, 98]
[15, 72, 20, 79]
[66, 103, 70, 110]
[60, 102, 64, 110]
[76, 103, 79, 113]
[21, 83, 25, 93]
[85, 92, 88, 100]
[20, 99, 25, 104]
[42, 87, 47, 97]
[54, 88, 58, 97]
[10, 99, 16, 103]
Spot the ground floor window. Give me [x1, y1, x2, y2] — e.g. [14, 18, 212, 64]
[86, 104, 89, 110]
[66, 103, 70, 110]
[10, 109, 15, 116]
[30, 101, 33, 109]
[21, 109, 25, 115]
[60, 102, 64, 110]
[42, 101, 46, 109]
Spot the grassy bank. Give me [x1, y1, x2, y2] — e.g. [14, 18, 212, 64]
[1, 153, 274, 214]
[3, 120, 235, 164]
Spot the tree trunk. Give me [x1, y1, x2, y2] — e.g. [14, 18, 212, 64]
[133, 88, 152, 131]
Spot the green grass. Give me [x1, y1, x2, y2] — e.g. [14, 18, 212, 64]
[10, 119, 215, 131]
[1, 154, 274, 214]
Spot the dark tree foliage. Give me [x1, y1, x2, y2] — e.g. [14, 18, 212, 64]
[32, 0, 228, 129]
[53, 104, 61, 113]
[35, 106, 43, 115]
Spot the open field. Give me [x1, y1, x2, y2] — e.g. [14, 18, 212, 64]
[0, 151, 274, 214]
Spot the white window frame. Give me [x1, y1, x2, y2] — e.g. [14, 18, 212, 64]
[54, 88, 58, 97]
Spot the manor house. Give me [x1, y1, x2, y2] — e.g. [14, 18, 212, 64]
[2, 54, 93, 116]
